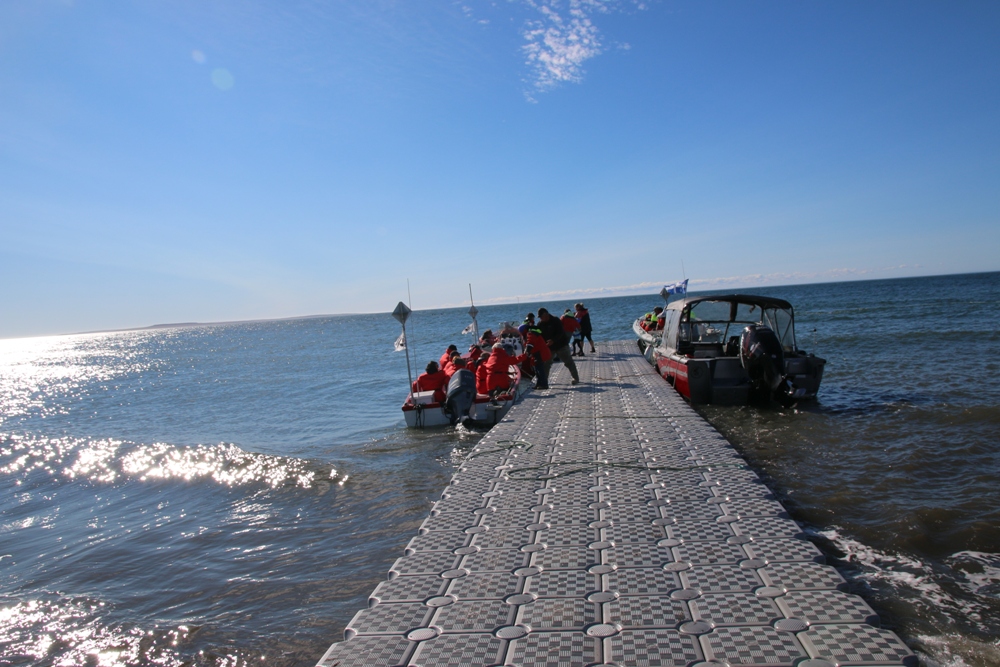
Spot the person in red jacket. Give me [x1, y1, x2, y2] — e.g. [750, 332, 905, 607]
[439, 345, 458, 369]
[524, 327, 552, 389]
[475, 352, 491, 395]
[561, 309, 580, 335]
[444, 355, 467, 379]
[412, 361, 449, 402]
[561, 310, 584, 356]
[484, 343, 525, 395]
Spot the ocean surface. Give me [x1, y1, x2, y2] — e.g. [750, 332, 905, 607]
[1, 272, 998, 667]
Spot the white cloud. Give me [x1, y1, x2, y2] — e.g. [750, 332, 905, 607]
[468, 0, 647, 98]
[522, 1, 603, 94]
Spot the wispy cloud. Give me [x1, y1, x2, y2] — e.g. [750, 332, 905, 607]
[433, 265, 924, 308]
[692, 265, 924, 290]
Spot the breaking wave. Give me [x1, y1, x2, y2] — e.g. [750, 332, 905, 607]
[809, 527, 1000, 667]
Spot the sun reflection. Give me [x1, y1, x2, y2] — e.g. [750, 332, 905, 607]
[121, 442, 316, 488]
[0, 331, 160, 428]
[1, 433, 326, 490]
[0, 596, 189, 666]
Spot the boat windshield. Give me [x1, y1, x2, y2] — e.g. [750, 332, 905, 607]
[682, 300, 796, 351]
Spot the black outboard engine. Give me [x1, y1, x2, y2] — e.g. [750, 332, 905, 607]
[739, 324, 788, 402]
[444, 369, 477, 425]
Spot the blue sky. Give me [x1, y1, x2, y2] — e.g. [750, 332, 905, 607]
[2, 0, 998, 338]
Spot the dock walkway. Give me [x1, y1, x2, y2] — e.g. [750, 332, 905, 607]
[318, 341, 916, 667]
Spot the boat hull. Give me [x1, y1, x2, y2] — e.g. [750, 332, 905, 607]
[402, 396, 512, 428]
[633, 318, 660, 349]
[652, 348, 825, 406]
[402, 368, 531, 428]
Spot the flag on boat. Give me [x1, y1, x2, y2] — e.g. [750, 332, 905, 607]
[663, 279, 689, 295]
[461, 322, 476, 335]
[394, 332, 406, 351]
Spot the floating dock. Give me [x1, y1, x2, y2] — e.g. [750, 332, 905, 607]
[317, 341, 916, 667]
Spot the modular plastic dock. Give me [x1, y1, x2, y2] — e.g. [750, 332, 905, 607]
[317, 341, 916, 667]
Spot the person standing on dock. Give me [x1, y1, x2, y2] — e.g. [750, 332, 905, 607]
[537, 308, 580, 385]
[524, 327, 552, 389]
[575, 303, 595, 353]
[561, 309, 583, 356]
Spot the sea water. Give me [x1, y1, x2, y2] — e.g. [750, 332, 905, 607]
[1, 272, 997, 666]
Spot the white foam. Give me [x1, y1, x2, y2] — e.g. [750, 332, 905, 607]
[946, 551, 1000, 599]
[808, 526, 1000, 667]
[916, 632, 1000, 667]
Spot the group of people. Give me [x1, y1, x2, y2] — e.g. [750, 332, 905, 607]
[411, 303, 596, 401]
[638, 306, 666, 331]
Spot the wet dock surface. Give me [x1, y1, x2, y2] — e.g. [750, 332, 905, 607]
[317, 341, 916, 667]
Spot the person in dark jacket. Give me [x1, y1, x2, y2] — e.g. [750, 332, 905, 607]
[536, 308, 579, 385]
[575, 303, 595, 353]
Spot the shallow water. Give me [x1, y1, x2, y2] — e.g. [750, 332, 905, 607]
[1, 272, 998, 666]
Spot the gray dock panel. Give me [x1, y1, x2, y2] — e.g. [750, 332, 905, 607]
[318, 341, 916, 667]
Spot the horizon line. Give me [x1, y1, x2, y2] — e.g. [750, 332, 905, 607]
[3, 268, 994, 341]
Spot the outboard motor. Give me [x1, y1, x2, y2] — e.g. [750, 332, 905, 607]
[740, 324, 787, 401]
[444, 369, 477, 425]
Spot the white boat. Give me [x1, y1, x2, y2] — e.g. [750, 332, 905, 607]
[401, 330, 530, 429]
[402, 366, 530, 428]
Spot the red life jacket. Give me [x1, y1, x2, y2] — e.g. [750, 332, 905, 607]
[485, 348, 524, 392]
[444, 360, 468, 379]
[525, 331, 551, 362]
[476, 362, 490, 394]
[561, 315, 580, 334]
[413, 370, 448, 402]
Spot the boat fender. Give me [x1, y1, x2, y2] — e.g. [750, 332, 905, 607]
[445, 369, 477, 425]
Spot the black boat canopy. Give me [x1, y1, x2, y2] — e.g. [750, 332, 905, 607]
[665, 294, 793, 312]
